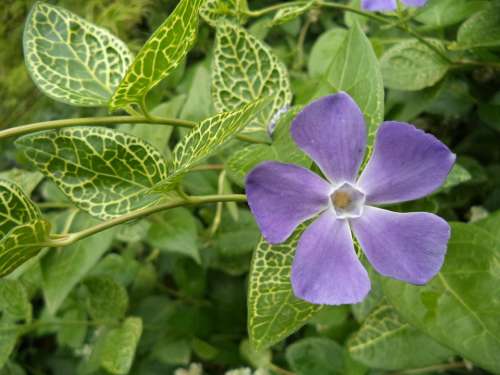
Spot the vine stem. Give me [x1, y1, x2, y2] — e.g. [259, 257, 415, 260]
[46, 194, 247, 248]
[389, 361, 468, 374]
[317, 1, 454, 64]
[246, 0, 498, 69]
[0, 115, 267, 144]
[244, 1, 309, 17]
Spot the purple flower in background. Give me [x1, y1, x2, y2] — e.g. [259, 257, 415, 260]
[246, 93, 455, 305]
[362, 0, 427, 12]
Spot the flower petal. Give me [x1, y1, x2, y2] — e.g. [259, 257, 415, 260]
[351, 206, 450, 284]
[361, 0, 397, 11]
[402, 0, 427, 7]
[291, 93, 367, 184]
[246, 161, 331, 244]
[357, 121, 455, 205]
[291, 210, 371, 305]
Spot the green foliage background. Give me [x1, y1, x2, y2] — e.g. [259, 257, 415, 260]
[0, 0, 499, 374]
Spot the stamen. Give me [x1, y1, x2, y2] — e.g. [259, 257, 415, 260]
[332, 191, 352, 209]
[329, 182, 366, 219]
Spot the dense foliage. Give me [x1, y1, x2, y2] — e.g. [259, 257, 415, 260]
[0, 0, 499, 374]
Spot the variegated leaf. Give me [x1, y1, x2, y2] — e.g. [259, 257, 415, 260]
[109, 0, 204, 112]
[213, 21, 292, 133]
[248, 225, 322, 350]
[154, 99, 266, 192]
[23, 2, 133, 107]
[200, 0, 248, 27]
[0, 180, 40, 239]
[0, 220, 51, 277]
[16, 127, 168, 220]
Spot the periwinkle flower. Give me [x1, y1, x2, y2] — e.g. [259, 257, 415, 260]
[246, 93, 455, 305]
[362, 0, 427, 12]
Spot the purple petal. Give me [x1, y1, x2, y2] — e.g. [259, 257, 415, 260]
[351, 206, 450, 284]
[357, 122, 455, 205]
[402, 0, 427, 7]
[291, 93, 367, 184]
[246, 161, 331, 244]
[361, 0, 397, 11]
[291, 210, 371, 305]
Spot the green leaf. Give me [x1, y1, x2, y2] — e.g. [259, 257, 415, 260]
[154, 99, 266, 192]
[248, 225, 322, 350]
[23, 2, 133, 107]
[226, 107, 310, 186]
[109, 0, 204, 112]
[455, 3, 500, 49]
[382, 223, 500, 373]
[211, 209, 259, 257]
[191, 337, 219, 360]
[100, 317, 143, 375]
[57, 307, 87, 349]
[271, 2, 315, 26]
[119, 95, 186, 155]
[325, 22, 384, 146]
[179, 61, 215, 122]
[415, 0, 488, 28]
[0, 220, 51, 278]
[42, 212, 115, 314]
[84, 276, 129, 321]
[308, 28, 347, 78]
[0, 180, 40, 239]
[147, 207, 200, 263]
[0, 169, 44, 196]
[0, 326, 18, 370]
[240, 339, 271, 368]
[348, 304, 453, 370]
[441, 163, 472, 190]
[380, 40, 450, 92]
[200, 0, 248, 27]
[152, 338, 191, 365]
[0, 280, 32, 323]
[475, 210, 500, 243]
[213, 21, 292, 133]
[286, 337, 344, 375]
[16, 127, 168, 220]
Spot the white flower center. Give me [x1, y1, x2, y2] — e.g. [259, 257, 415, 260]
[330, 182, 366, 219]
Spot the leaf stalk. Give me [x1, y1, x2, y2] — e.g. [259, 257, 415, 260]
[46, 194, 247, 248]
[0, 116, 267, 144]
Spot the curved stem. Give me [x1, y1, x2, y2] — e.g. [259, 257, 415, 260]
[47, 194, 247, 248]
[318, 1, 390, 23]
[249, 0, 460, 66]
[318, 1, 454, 64]
[0, 115, 267, 144]
[0, 116, 194, 141]
[454, 59, 500, 70]
[390, 361, 468, 374]
[191, 164, 224, 172]
[244, 1, 308, 17]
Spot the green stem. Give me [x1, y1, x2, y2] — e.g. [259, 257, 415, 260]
[244, 1, 308, 17]
[47, 194, 247, 248]
[209, 171, 227, 236]
[0, 116, 192, 140]
[454, 59, 500, 70]
[191, 163, 225, 172]
[318, 1, 454, 64]
[318, 1, 391, 23]
[390, 361, 468, 374]
[248, 0, 465, 67]
[0, 115, 267, 144]
[270, 364, 296, 375]
[37, 202, 74, 210]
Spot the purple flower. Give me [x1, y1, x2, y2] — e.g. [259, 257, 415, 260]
[362, 0, 427, 12]
[246, 93, 455, 305]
